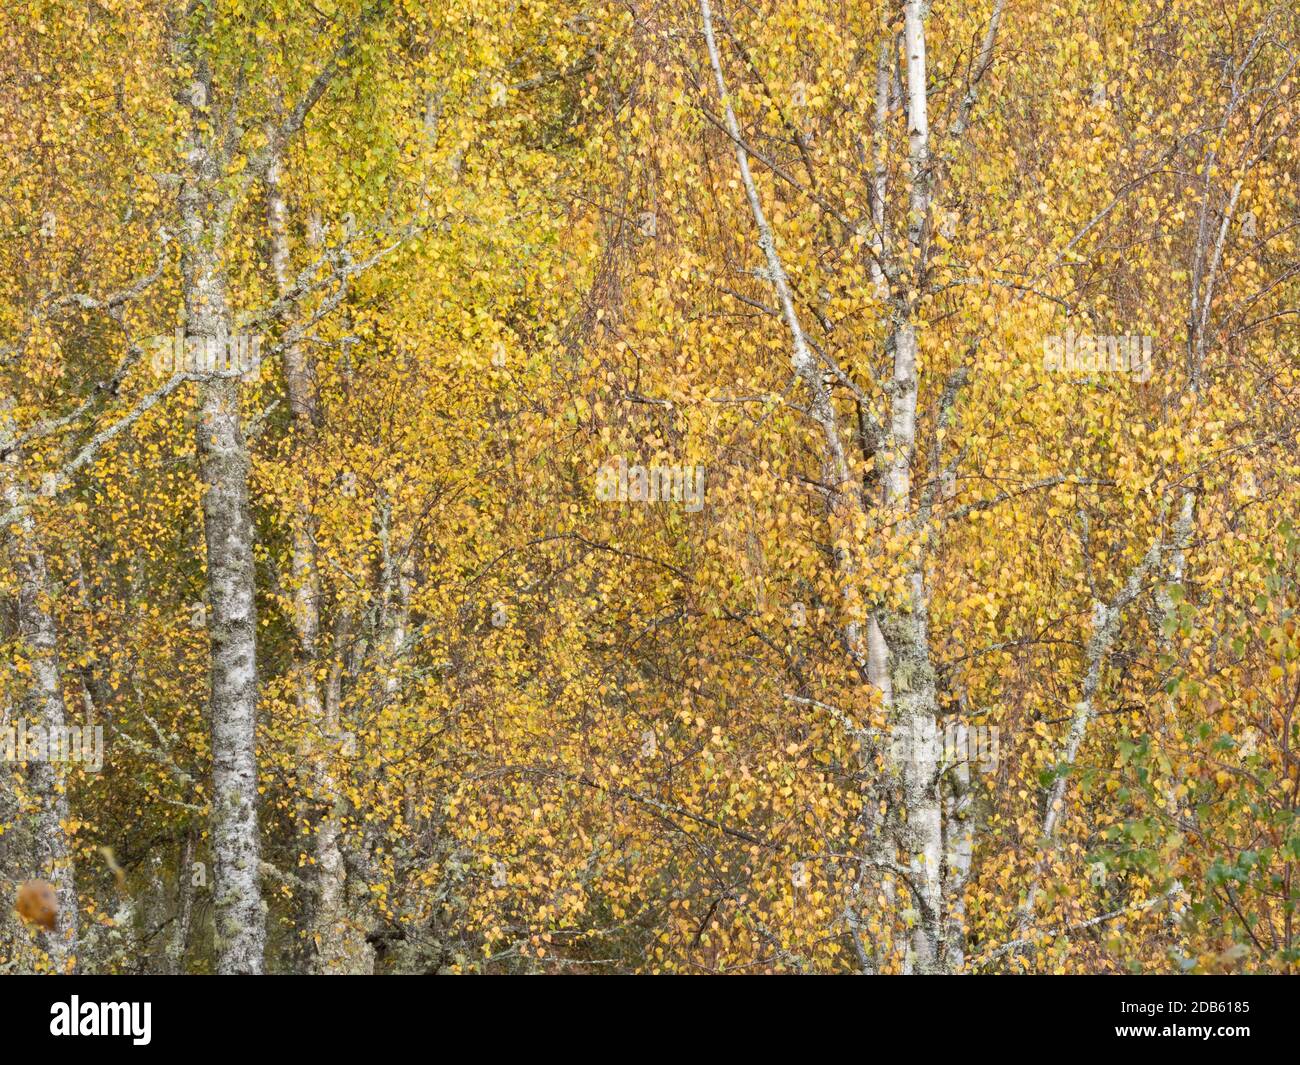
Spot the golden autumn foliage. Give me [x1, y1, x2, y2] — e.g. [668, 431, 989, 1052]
[0, 0, 1297, 975]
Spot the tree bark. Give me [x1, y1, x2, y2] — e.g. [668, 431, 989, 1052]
[0, 425, 80, 972]
[178, 60, 267, 972]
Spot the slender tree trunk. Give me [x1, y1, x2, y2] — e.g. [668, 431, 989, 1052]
[194, 372, 265, 974]
[167, 831, 197, 974]
[265, 156, 355, 973]
[699, 0, 951, 970]
[179, 69, 266, 973]
[943, 720, 974, 968]
[329, 606, 377, 973]
[1017, 537, 1163, 941]
[871, 0, 947, 974]
[0, 432, 80, 972]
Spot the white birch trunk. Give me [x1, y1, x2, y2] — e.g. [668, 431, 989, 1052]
[0, 445, 80, 972]
[179, 70, 266, 973]
[875, 0, 947, 974]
